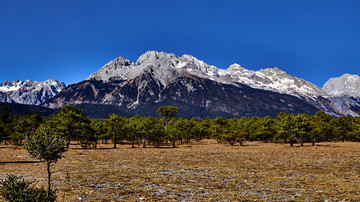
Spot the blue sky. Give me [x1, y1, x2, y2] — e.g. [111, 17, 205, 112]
[0, 0, 359, 87]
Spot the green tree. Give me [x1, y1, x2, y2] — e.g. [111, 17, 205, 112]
[244, 117, 262, 141]
[142, 116, 165, 148]
[235, 117, 252, 146]
[169, 118, 197, 147]
[193, 117, 211, 140]
[294, 114, 311, 146]
[78, 119, 103, 149]
[210, 117, 228, 143]
[222, 118, 239, 145]
[0, 106, 14, 144]
[26, 113, 44, 134]
[168, 119, 183, 147]
[24, 124, 67, 197]
[156, 106, 179, 130]
[50, 105, 90, 148]
[104, 114, 127, 148]
[89, 119, 105, 148]
[125, 116, 145, 148]
[347, 117, 360, 141]
[329, 116, 351, 142]
[310, 111, 331, 145]
[254, 116, 276, 142]
[10, 116, 29, 145]
[274, 113, 296, 146]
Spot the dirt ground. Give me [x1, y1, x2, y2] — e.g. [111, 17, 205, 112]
[1, 140, 360, 201]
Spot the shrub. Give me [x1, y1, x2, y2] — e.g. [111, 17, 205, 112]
[0, 174, 56, 202]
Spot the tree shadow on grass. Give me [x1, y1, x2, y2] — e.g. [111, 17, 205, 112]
[292, 144, 331, 147]
[225, 144, 260, 147]
[315, 144, 331, 147]
[0, 146, 23, 149]
[91, 147, 117, 150]
[0, 160, 41, 165]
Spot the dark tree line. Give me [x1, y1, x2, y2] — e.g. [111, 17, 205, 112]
[1, 105, 360, 148]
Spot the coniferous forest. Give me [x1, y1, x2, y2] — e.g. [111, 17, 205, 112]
[1, 105, 360, 149]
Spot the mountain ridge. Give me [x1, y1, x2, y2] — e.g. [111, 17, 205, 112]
[1, 51, 359, 117]
[0, 79, 66, 105]
[85, 51, 355, 116]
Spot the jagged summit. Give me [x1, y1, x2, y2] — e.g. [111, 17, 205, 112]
[87, 51, 222, 86]
[323, 73, 360, 97]
[84, 51, 360, 116]
[226, 64, 246, 72]
[136, 51, 177, 64]
[0, 79, 66, 105]
[2, 51, 359, 117]
[44, 51, 360, 116]
[87, 51, 328, 100]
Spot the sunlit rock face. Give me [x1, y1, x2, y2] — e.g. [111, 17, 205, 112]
[0, 79, 65, 105]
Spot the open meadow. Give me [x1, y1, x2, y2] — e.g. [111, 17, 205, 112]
[1, 140, 360, 201]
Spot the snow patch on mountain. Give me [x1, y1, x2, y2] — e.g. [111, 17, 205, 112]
[86, 51, 360, 116]
[88, 51, 328, 101]
[0, 79, 66, 105]
[323, 74, 360, 97]
[219, 66, 328, 100]
[88, 51, 232, 86]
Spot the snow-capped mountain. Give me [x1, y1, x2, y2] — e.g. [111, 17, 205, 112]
[219, 65, 328, 99]
[87, 51, 224, 86]
[322, 74, 360, 116]
[0, 79, 66, 105]
[323, 74, 360, 97]
[86, 51, 338, 113]
[42, 51, 360, 117]
[88, 51, 327, 99]
[42, 51, 324, 117]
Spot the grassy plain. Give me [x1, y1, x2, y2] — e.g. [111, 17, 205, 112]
[1, 140, 360, 201]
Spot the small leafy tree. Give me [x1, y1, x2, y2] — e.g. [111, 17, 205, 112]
[24, 124, 67, 197]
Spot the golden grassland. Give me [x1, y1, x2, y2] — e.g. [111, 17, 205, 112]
[1, 140, 360, 201]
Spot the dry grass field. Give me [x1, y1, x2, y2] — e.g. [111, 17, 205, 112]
[1, 140, 360, 201]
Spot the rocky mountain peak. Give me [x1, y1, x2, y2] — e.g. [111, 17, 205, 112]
[259, 67, 287, 77]
[323, 73, 360, 97]
[87, 51, 330, 100]
[0, 79, 66, 105]
[136, 51, 177, 64]
[81, 51, 360, 116]
[226, 63, 246, 72]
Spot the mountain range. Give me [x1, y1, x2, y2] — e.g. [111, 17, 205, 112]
[1, 51, 359, 118]
[0, 79, 65, 105]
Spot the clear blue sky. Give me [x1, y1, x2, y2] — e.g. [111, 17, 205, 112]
[1, 0, 359, 87]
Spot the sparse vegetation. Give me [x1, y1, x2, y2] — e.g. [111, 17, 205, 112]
[1, 140, 360, 200]
[1, 105, 360, 200]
